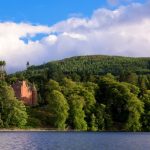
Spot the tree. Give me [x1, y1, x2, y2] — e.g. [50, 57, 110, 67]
[61, 78, 77, 97]
[119, 72, 138, 85]
[81, 90, 96, 115]
[141, 90, 150, 111]
[90, 114, 98, 131]
[138, 75, 149, 95]
[47, 63, 64, 81]
[141, 111, 150, 131]
[94, 104, 106, 130]
[68, 94, 87, 130]
[140, 90, 150, 131]
[44, 79, 61, 104]
[82, 82, 99, 96]
[0, 61, 6, 72]
[124, 93, 144, 131]
[45, 79, 61, 93]
[78, 89, 96, 129]
[0, 82, 28, 128]
[61, 78, 96, 129]
[47, 90, 69, 129]
[123, 82, 140, 96]
[0, 61, 6, 80]
[98, 75, 144, 131]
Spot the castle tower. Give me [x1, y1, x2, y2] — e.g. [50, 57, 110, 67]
[12, 80, 38, 106]
[26, 61, 30, 69]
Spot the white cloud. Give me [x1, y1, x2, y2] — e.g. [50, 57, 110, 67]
[62, 32, 87, 41]
[1, 2, 150, 73]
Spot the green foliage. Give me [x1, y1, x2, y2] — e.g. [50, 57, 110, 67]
[26, 107, 52, 127]
[5, 55, 150, 131]
[60, 78, 97, 130]
[81, 90, 96, 115]
[138, 75, 149, 95]
[82, 82, 99, 96]
[0, 83, 28, 128]
[141, 111, 150, 131]
[95, 104, 107, 130]
[22, 55, 150, 79]
[68, 94, 87, 130]
[120, 72, 138, 85]
[90, 114, 98, 131]
[98, 75, 144, 131]
[123, 82, 140, 96]
[45, 79, 61, 92]
[27, 117, 41, 128]
[124, 94, 144, 131]
[140, 91, 150, 131]
[60, 78, 77, 96]
[141, 90, 150, 110]
[47, 90, 69, 129]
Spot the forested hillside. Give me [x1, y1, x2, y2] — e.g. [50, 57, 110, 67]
[3, 55, 150, 131]
[27, 55, 150, 75]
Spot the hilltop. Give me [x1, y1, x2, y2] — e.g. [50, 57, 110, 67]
[29, 55, 150, 74]
[12, 55, 150, 78]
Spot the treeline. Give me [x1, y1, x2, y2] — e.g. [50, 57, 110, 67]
[5, 73, 150, 131]
[8, 55, 150, 84]
[14, 55, 150, 79]
[3, 55, 150, 131]
[25, 74, 150, 131]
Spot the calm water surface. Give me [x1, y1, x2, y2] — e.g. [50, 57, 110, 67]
[0, 131, 149, 150]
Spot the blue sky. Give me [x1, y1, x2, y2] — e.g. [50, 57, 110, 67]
[0, 0, 146, 25]
[0, 0, 107, 24]
[0, 0, 149, 72]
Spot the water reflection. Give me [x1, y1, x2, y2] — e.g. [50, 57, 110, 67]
[0, 132, 149, 150]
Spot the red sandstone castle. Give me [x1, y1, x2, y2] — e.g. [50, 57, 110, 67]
[12, 81, 37, 106]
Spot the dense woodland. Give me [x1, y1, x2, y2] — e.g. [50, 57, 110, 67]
[1, 55, 150, 131]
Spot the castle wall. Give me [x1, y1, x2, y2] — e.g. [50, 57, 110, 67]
[21, 81, 33, 105]
[12, 81, 37, 106]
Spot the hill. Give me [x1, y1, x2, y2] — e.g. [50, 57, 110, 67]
[6, 55, 150, 131]
[26, 55, 150, 76]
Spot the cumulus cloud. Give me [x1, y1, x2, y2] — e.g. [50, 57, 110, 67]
[0, 2, 150, 72]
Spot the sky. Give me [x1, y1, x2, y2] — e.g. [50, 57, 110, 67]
[0, 0, 149, 72]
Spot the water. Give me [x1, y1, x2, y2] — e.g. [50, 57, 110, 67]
[0, 132, 149, 150]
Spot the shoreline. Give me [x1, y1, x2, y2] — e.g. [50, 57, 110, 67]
[0, 128, 61, 132]
[0, 129, 147, 132]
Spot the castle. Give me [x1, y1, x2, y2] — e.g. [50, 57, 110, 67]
[12, 81, 37, 106]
